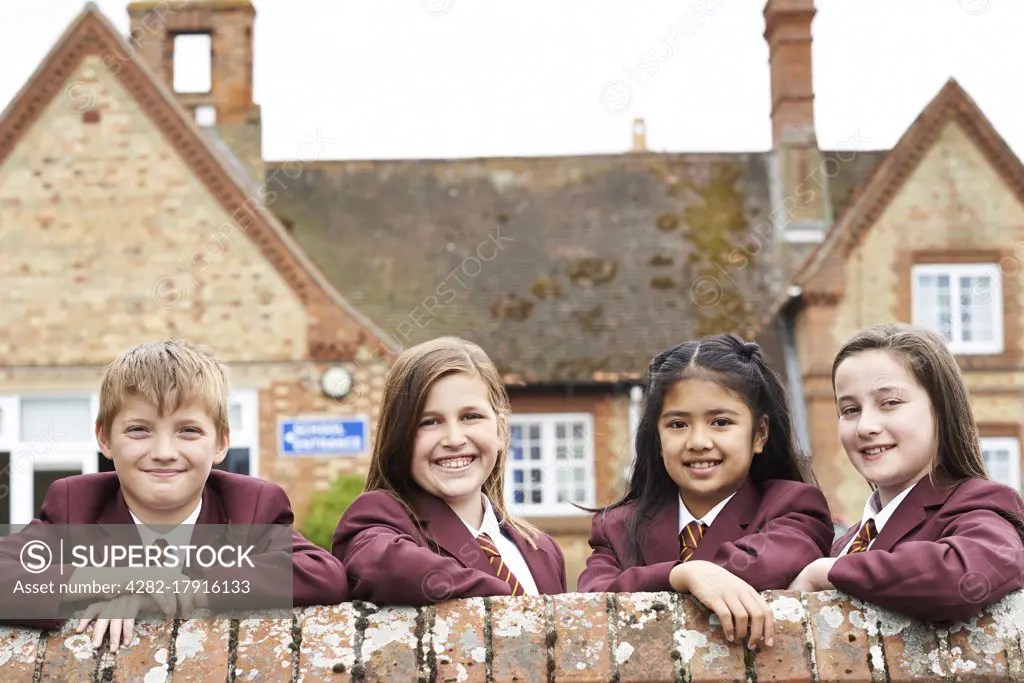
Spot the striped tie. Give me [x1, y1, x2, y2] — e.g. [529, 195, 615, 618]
[847, 519, 877, 554]
[153, 537, 172, 566]
[477, 532, 526, 596]
[679, 520, 707, 563]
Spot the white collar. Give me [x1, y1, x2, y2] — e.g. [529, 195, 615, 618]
[679, 491, 736, 529]
[462, 494, 504, 540]
[859, 483, 916, 534]
[130, 497, 203, 542]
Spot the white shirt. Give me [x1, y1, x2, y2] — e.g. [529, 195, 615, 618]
[129, 499, 202, 564]
[838, 484, 916, 556]
[678, 492, 737, 533]
[461, 495, 539, 596]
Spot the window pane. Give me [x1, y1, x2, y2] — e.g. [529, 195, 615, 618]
[959, 276, 994, 343]
[514, 490, 524, 504]
[530, 490, 542, 504]
[530, 446, 541, 461]
[229, 403, 243, 431]
[513, 470, 523, 484]
[530, 470, 542, 484]
[215, 448, 249, 476]
[21, 397, 93, 442]
[529, 425, 540, 440]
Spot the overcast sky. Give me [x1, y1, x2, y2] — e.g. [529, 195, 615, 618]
[0, 1, 1020, 162]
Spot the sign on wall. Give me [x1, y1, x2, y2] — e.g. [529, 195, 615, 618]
[279, 416, 368, 456]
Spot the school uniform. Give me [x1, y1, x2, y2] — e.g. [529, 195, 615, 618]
[0, 470, 349, 630]
[829, 476, 1024, 625]
[333, 488, 566, 606]
[578, 478, 833, 594]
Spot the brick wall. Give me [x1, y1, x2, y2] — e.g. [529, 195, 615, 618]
[0, 55, 308, 366]
[798, 120, 1024, 521]
[3, 590, 1022, 681]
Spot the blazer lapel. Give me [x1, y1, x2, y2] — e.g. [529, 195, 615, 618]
[643, 500, 683, 565]
[869, 477, 955, 553]
[196, 490, 229, 525]
[693, 479, 761, 563]
[411, 490, 495, 577]
[96, 489, 135, 525]
[830, 524, 859, 557]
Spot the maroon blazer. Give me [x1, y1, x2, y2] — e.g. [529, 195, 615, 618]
[829, 476, 1024, 625]
[0, 470, 349, 629]
[333, 488, 567, 606]
[578, 478, 834, 594]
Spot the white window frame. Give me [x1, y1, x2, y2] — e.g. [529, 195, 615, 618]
[911, 263, 1004, 355]
[227, 389, 260, 478]
[0, 393, 99, 524]
[981, 436, 1021, 491]
[506, 412, 595, 517]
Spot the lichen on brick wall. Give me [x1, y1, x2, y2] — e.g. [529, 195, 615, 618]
[6, 590, 1023, 681]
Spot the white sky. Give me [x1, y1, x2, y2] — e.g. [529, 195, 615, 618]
[0, 1, 1021, 162]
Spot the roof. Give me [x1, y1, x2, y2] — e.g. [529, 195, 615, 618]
[269, 152, 791, 382]
[757, 78, 1024, 328]
[0, 3, 398, 359]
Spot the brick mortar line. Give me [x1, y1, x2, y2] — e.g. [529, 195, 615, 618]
[799, 593, 819, 683]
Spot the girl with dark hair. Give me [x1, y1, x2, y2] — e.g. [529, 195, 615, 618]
[578, 334, 833, 648]
[789, 323, 1024, 626]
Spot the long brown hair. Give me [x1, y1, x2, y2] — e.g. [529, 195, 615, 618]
[831, 323, 989, 483]
[364, 336, 540, 546]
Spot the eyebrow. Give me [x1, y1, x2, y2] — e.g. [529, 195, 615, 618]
[836, 385, 902, 402]
[661, 408, 742, 418]
[420, 405, 487, 415]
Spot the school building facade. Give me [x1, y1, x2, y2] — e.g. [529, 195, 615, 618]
[0, 0, 1020, 586]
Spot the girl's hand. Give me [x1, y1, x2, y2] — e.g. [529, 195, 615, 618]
[669, 560, 774, 649]
[787, 558, 837, 592]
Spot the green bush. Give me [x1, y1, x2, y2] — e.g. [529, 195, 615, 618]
[300, 473, 367, 551]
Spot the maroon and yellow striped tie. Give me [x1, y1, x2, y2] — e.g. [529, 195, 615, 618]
[477, 532, 526, 596]
[847, 519, 877, 554]
[679, 521, 707, 563]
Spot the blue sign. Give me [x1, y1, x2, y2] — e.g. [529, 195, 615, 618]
[280, 417, 367, 456]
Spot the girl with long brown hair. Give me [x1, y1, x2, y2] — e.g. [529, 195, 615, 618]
[332, 337, 566, 605]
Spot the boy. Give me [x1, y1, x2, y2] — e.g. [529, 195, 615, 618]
[0, 340, 349, 649]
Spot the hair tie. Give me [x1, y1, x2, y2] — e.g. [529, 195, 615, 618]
[741, 341, 759, 361]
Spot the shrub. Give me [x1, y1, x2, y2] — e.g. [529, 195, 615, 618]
[300, 473, 366, 551]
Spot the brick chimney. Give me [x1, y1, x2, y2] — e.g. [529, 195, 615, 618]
[127, 0, 263, 179]
[763, 0, 829, 272]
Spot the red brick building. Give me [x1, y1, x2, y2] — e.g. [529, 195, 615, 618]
[1, 0, 1020, 585]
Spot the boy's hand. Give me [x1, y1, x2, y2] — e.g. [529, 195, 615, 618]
[787, 558, 837, 592]
[669, 560, 774, 649]
[75, 593, 161, 652]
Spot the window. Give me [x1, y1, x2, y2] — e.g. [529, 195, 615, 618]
[0, 394, 100, 525]
[216, 389, 259, 477]
[982, 437, 1021, 491]
[173, 33, 212, 94]
[506, 413, 595, 515]
[912, 263, 1004, 354]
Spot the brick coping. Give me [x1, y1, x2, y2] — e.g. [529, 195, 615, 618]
[2, 589, 1023, 681]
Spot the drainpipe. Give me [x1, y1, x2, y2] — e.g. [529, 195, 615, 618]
[780, 287, 811, 458]
[624, 384, 644, 483]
